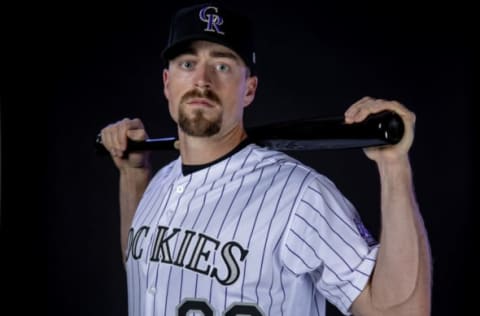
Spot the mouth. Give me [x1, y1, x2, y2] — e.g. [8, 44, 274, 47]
[186, 98, 216, 108]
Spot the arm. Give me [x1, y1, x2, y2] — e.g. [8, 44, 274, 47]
[100, 118, 152, 263]
[346, 97, 432, 316]
[118, 164, 151, 262]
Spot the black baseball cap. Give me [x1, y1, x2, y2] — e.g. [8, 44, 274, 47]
[161, 3, 256, 75]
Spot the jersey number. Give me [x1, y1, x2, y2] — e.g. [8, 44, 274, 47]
[177, 299, 264, 315]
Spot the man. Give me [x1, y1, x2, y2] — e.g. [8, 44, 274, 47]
[99, 3, 432, 315]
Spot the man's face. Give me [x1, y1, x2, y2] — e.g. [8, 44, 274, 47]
[163, 40, 257, 138]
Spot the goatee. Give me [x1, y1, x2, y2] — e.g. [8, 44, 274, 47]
[179, 108, 222, 137]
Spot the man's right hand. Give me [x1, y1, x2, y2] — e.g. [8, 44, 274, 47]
[99, 118, 151, 170]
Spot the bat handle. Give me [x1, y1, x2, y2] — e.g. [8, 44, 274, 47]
[95, 134, 178, 156]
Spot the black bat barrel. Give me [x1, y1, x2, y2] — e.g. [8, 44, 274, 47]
[248, 110, 404, 150]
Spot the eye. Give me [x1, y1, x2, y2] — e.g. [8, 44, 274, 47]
[216, 63, 230, 72]
[179, 60, 194, 70]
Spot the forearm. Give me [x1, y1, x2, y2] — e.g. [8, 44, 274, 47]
[371, 156, 432, 313]
[119, 167, 151, 263]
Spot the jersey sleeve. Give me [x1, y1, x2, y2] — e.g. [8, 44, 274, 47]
[281, 174, 379, 315]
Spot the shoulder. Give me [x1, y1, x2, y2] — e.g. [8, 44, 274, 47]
[144, 158, 181, 193]
[248, 144, 333, 178]
[244, 144, 346, 198]
[246, 144, 312, 172]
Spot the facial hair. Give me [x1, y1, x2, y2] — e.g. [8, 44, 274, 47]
[178, 89, 223, 137]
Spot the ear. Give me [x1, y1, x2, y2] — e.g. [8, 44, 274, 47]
[163, 68, 170, 100]
[243, 76, 258, 108]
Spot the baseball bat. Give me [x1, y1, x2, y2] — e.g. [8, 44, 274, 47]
[95, 110, 404, 155]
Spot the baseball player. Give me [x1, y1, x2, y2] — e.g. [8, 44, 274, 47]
[99, 3, 432, 315]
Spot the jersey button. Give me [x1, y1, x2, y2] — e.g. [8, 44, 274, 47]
[148, 287, 156, 295]
[176, 185, 184, 193]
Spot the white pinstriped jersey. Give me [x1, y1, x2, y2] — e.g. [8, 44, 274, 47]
[125, 143, 379, 316]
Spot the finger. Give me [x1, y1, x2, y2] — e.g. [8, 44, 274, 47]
[127, 128, 148, 142]
[352, 98, 388, 122]
[102, 118, 131, 157]
[100, 124, 118, 157]
[125, 118, 148, 141]
[112, 118, 148, 156]
[112, 118, 131, 155]
[344, 96, 373, 122]
[128, 118, 145, 130]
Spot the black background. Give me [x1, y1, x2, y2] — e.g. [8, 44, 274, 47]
[1, 0, 475, 315]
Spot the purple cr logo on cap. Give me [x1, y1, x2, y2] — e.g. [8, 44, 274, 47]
[199, 6, 225, 35]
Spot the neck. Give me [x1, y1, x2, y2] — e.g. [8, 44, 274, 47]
[178, 125, 248, 165]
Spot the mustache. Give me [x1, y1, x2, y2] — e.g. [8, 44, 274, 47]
[180, 89, 221, 105]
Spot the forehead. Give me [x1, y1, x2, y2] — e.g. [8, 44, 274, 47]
[175, 40, 244, 62]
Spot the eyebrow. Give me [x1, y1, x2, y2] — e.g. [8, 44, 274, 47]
[209, 50, 240, 61]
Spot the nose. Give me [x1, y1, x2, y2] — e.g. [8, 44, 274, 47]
[193, 63, 212, 89]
